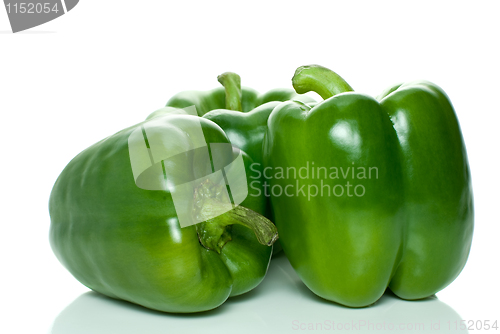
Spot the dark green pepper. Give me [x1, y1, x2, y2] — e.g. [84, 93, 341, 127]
[49, 106, 278, 313]
[263, 65, 473, 307]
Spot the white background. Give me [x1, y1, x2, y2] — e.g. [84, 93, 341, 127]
[1, 1, 499, 333]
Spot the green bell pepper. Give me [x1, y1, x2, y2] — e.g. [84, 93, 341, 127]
[49, 107, 278, 313]
[263, 65, 473, 307]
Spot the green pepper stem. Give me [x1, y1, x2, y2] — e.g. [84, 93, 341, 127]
[218, 72, 243, 112]
[222, 205, 279, 246]
[196, 197, 278, 253]
[292, 65, 354, 100]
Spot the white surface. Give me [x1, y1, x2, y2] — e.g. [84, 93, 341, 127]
[1, 1, 499, 333]
[49, 254, 467, 334]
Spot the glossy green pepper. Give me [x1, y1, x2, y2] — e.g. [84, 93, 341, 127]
[263, 65, 473, 307]
[49, 106, 278, 313]
[150, 72, 314, 254]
